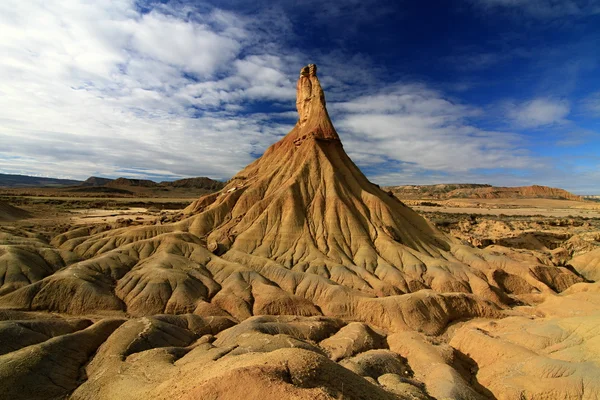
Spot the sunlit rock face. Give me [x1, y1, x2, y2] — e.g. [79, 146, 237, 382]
[0, 64, 598, 400]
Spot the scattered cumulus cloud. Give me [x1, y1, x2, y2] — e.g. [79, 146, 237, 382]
[332, 84, 534, 175]
[505, 98, 570, 128]
[0, 0, 296, 180]
[0, 0, 596, 193]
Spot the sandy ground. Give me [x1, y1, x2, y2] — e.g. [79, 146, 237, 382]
[4, 196, 599, 228]
[408, 198, 600, 218]
[14, 196, 198, 203]
[0, 196, 194, 231]
[413, 205, 600, 217]
[69, 207, 161, 224]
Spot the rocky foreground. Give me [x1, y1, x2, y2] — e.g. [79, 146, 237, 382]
[0, 65, 599, 399]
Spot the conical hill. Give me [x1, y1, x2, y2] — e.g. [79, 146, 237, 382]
[184, 63, 449, 277]
[0, 65, 583, 334]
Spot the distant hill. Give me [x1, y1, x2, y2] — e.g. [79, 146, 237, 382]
[384, 183, 583, 201]
[161, 177, 224, 190]
[106, 178, 159, 188]
[80, 176, 113, 187]
[1, 172, 224, 194]
[385, 184, 491, 197]
[88, 176, 225, 191]
[0, 173, 82, 188]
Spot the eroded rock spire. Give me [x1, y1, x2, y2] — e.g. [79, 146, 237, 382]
[292, 64, 340, 145]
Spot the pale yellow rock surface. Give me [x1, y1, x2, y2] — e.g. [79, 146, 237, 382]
[0, 64, 598, 399]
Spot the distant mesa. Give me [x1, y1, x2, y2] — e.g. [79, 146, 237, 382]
[1, 173, 582, 202]
[385, 183, 582, 201]
[106, 177, 159, 188]
[80, 176, 225, 191]
[80, 176, 113, 187]
[163, 177, 224, 190]
[0, 173, 224, 191]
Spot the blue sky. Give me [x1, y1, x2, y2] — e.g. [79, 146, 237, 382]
[0, 0, 599, 193]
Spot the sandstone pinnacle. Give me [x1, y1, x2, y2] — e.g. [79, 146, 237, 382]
[293, 63, 340, 145]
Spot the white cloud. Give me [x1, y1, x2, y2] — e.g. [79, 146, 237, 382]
[0, 0, 297, 180]
[126, 11, 243, 77]
[505, 98, 570, 128]
[332, 85, 534, 174]
[0, 0, 582, 192]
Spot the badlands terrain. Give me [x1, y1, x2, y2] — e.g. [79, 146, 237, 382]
[384, 183, 583, 202]
[1, 64, 600, 400]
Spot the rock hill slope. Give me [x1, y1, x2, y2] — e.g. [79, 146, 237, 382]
[0, 200, 31, 222]
[386, 183, 582, 201]
[0, 64, 599, 400]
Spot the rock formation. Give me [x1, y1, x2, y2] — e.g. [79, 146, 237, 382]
[81, 175, 225, 190]
[386, 183, 583, 201]
[80, 176, 114, 187]
[0, 64, 599, 399]
[0, 200, 31, 222]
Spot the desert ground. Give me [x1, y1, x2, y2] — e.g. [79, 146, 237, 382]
[1, 65, 599, 400]
[410, 198, 600, 218]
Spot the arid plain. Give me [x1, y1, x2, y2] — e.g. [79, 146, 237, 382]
[1, 65, 600, 400]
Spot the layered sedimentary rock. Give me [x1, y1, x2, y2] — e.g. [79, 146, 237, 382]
[0, 64, 598, 399]
[385, 183, 583, 201]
